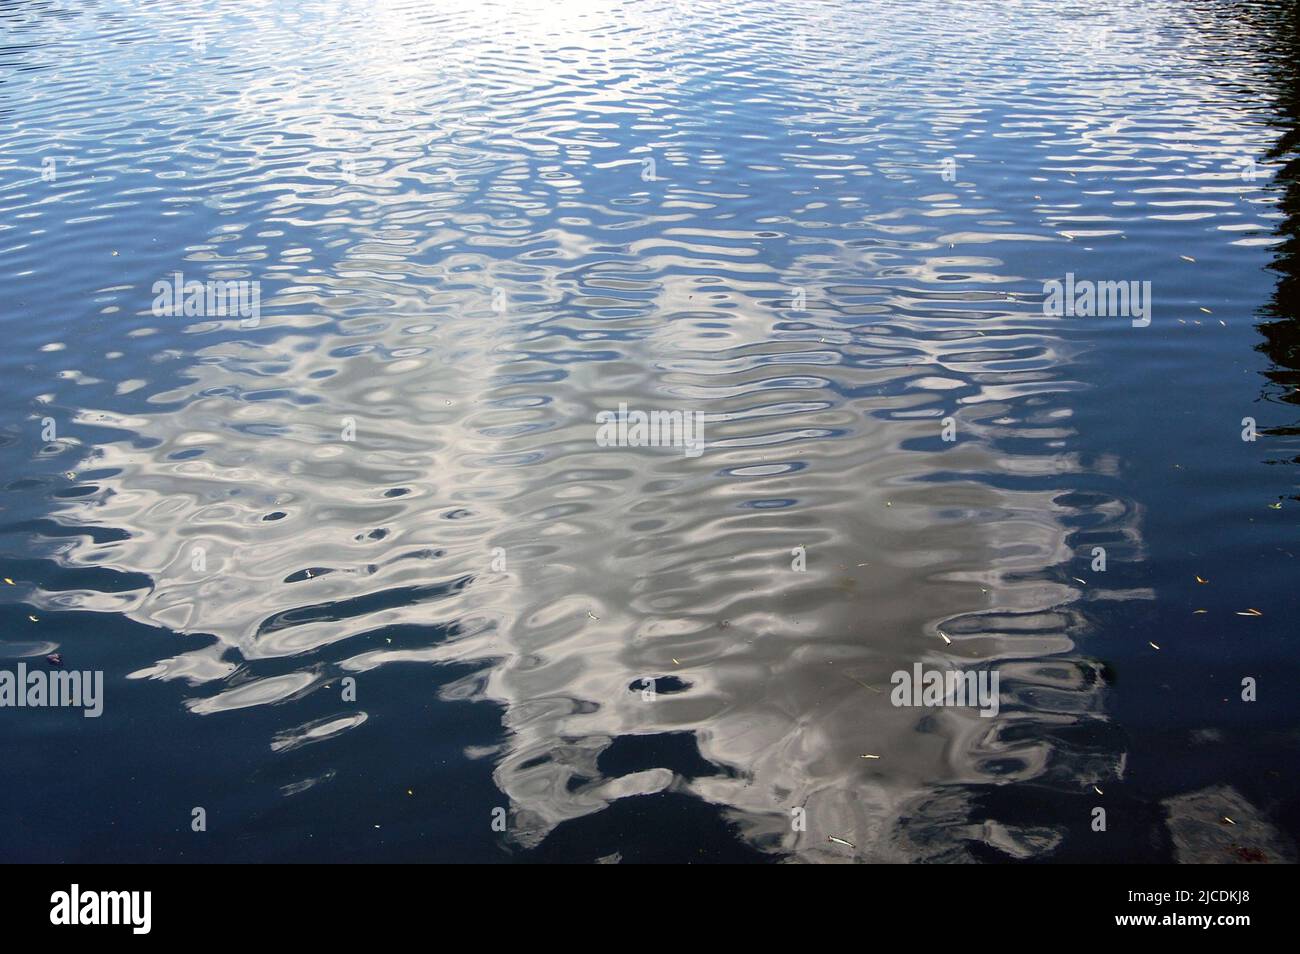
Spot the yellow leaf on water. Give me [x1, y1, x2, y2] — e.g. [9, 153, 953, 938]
[3, 578, 12, 585]
[1195, 576, 1208, 583]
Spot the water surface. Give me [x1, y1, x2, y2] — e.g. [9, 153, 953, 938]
[1, 0, 1298, 862]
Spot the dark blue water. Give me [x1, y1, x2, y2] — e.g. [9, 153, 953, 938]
[1, 0, 1297, 863]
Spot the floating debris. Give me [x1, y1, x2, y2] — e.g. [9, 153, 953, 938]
[3, 578, 13, 585]
[28, 615, 38, 622]
[845, 674, 881, 694]
[827, 835, 855, 849]
[1180, 255, 1196, 262]
[938, 631, 951, 645]
[1149, 641, 1160, 650]
[861, 754, 881, 760]
[46, 653, 62, 667]
[587, 611, 600, 620]
[1193, 609, 1207, 614]
[1268, 502, 1282, 510]
[1222, 817, 1236, 826]
[1093, 785, 1104, 795]
[1195, 576, 1208, 584]
[1236, 608, 1263, 617]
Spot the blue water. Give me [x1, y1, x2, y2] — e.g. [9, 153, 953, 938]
[1, 0, 1297, 862]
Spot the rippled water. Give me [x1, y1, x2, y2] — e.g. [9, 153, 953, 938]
[2, 0, 1298, 862]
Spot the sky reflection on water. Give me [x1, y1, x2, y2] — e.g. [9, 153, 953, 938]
[0, 0, 1297, 863]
